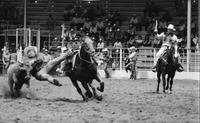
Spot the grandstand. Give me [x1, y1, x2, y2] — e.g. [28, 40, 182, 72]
[0, 0, 199, 74]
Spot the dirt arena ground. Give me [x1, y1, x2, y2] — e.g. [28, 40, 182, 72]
[0, 76, 199, 123]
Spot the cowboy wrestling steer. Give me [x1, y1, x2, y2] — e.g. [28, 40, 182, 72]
[7, 63, 31, 98]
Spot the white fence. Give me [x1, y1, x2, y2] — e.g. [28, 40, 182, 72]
[96, 47, 200, 72]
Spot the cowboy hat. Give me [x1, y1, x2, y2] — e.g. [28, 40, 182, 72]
[102, 48, 108, 52]
[129, 46, 137, 51]
[167, 24, 176, 31]
[24, 46, 38, 57]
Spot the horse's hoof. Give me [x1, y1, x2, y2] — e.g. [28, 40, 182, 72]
[83, 97, 88, 102]
[97, 82, 104, 92]
[95, 95, 103, 101]
[26, 94, 31, 99]
[85, 91, 93, 98]
[166, 90, 172, 94]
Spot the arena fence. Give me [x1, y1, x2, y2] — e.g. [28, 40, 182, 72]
[0, 48, 199, 74]
[96, 47, 200, 72]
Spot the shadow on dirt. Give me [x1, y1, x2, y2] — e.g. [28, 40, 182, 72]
[143, 91, 162, 94]
[35, 97, 85, 103]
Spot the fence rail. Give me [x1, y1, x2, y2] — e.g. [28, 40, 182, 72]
[96, 47, 200, 72]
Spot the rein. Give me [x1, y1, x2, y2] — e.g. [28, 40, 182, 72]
[78, 50, 94, 64]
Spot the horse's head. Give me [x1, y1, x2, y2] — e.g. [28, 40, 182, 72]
[162, 45, 178, 64]
[81, 36, 95, 57]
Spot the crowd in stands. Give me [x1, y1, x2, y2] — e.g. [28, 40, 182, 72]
[0, 0, 24, 33]
[0, 0, 199, 51]
[59, 1, 199, 51]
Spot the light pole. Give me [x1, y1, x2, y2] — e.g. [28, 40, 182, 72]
[186, 0, 191, 72]
[23, 0, 27, 47]
[198, 0, 200, 47]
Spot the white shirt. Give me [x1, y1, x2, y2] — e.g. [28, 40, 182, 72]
[156, 33, 182, 47]
[128, 52, 137, 61]
[97, 42, 105, 49]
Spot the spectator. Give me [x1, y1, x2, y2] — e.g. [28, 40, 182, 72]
[177, 20, 186, 37]
[68, 28, 77, 41]
[162, 10, 173, 23]
[129, 14, 139, 31]
[191, 20, 197, 35]
[46, 14, 56, 33]
[192, 34, 199, 50]
[70, 13, 80, 28]
[143, 34, 152, 47]
[105, 23, 114, 45]
[158, 18, 167, 32]
[2, 49, 11, 70]
[42, 49, 52, 65]
[97, 38, 105, 51]
[135, 35, 143, 47]
[83, 18, 91, 32]
[113, 10, 122, 26]
[143, 1, 151, 17]
[96, 18, 104, 34]
[114, 28, 123, 42]
[127, 36, 136, 47]
[63, 7, 71, 21]
[113, 40, 122, 50]
[89, 22, 98, 36]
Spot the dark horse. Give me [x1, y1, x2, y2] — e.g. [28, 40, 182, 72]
[156, 46, 178, 94]
[64, 37, 104, 101]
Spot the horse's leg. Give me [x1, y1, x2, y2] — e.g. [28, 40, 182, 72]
[89, 81, 103, 101]
[161, 72, 166, 93]
[156, 72, 161, 93]
[95, 72, 104, 92]
[169, 72, 175, 94]
[70, 77, 87, 101]
[166, 75, 170, 90]
[80, 82, 93, 98]
[132, 61, 136, 80]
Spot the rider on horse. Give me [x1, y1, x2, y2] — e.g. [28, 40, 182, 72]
[152, 24, 184, 72]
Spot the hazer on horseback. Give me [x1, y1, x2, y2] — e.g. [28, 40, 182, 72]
[152, 24, 184, 72]
[124, 46, 138, 80]
[63, 36, 104, 101]
[156, 44, 178, 93]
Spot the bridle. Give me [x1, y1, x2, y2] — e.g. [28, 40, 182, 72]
[78, 51, 94, 64]
[78, 43, 94, 64]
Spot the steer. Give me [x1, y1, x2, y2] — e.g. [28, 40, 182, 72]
[7, 63, 31, 98]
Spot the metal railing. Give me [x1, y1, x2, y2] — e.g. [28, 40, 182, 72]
[96, 47, 200, 72]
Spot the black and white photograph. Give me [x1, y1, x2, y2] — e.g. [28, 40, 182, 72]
[0, 0, 199, 122]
